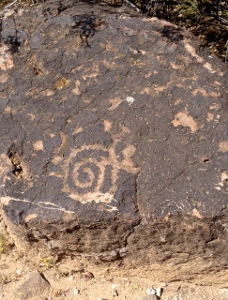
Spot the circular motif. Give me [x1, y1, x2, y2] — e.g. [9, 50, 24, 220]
[63, 145, 118, 203]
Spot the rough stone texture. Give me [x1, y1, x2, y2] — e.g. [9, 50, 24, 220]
[0, 0, 228, 274]
[15, 270, 50, 299]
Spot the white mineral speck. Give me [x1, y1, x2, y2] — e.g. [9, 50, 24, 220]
[125, 96, 135, 104]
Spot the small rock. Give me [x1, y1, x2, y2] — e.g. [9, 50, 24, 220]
[160, 282, 168, 288]
[15, 270, 50, 300]
[146, 287, 156, 295]
[82, 271, 94, 280]
[112, 284, 120, 289]
[113, 289, 118, 296]
[74, 288, 80, 295]
[219, 288, 228, 297]
[156, 287, 162, 297]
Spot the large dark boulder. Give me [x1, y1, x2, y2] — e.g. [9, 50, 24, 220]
[0, 0, 227, 278]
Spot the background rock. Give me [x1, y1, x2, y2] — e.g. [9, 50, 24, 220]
[0, 0, 227, 278]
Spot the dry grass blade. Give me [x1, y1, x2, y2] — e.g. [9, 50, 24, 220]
[3, 0, 18, 10]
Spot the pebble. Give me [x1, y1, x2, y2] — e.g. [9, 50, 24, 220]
[112, 284, 120, 289]
[146, 287, 156, 295]
[219, 288, 228, 297]
[160, 282, 168, 287]
[156, 287, 162, 297]
[74, 288, 80, 295]
[82, 271, 94, 280]
[15, 270, 50, 299]
[67, 275, 75, 281]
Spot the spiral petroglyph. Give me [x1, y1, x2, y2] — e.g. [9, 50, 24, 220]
[67, 145, 116, 196]
[62, 142, 138, 205]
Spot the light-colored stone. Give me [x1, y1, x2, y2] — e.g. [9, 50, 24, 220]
[15, 270, 50, 300]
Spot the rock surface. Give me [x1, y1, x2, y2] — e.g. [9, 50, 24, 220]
[15, 270, 50, 299]
[0, 0, 228, 274]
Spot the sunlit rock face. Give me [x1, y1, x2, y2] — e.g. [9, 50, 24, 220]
[0, 0, 228, 273]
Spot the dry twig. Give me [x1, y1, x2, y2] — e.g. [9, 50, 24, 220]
[4, 0, 19, 10]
